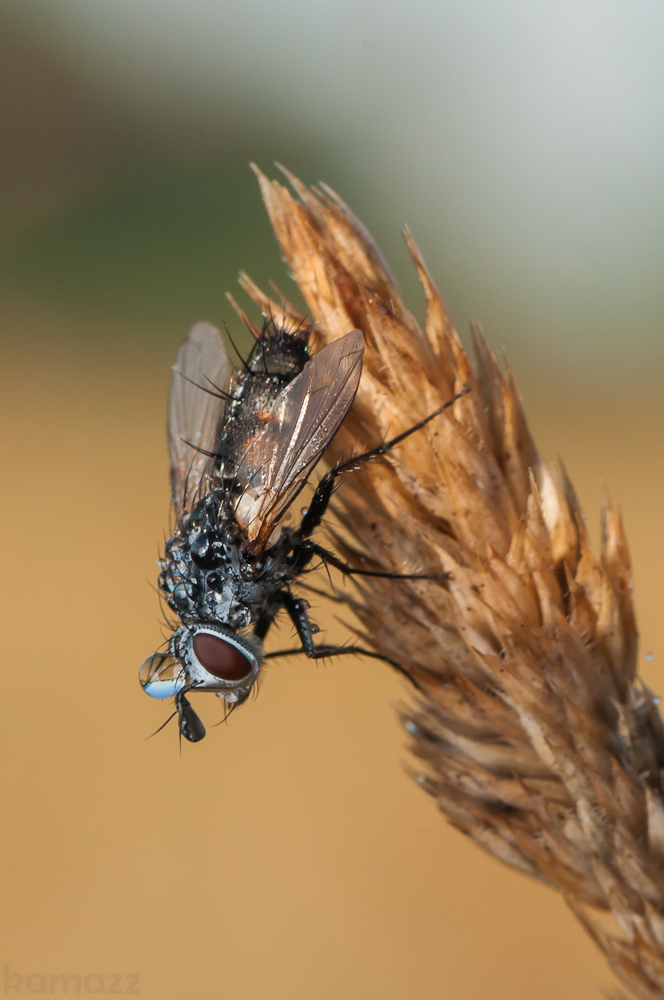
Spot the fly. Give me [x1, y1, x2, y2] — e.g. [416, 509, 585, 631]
[139, 318, 468, 741]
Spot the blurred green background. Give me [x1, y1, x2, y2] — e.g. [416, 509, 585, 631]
[1, 3, 662, 999]
[3, 0, 664, 372]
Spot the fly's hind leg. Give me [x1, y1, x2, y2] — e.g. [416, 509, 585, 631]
[299, 384, 470, 537]
[296, 540, 451, 581]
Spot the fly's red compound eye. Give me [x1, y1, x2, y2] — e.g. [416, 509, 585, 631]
[192, 632, 254, 681]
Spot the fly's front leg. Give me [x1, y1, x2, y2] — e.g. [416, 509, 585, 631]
[278, 591, 420, 689]
[281, 592, 320, 656]
[253, 595, 286, 641]
[252, 592, 319, 657]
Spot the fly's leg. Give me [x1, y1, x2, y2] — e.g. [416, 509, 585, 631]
[252, 594, 288, 641]
[299, 384, 470, 537]
[272, 591, 422, 691]
[265, 642, 423, 692]
[295, 540, 451, 581]
[280, 592, 322, 656]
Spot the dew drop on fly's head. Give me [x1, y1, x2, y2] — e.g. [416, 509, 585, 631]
[139, 654, 186, 699]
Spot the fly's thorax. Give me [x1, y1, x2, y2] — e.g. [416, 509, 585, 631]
[158, 487, 290, 629]
[171, 623, 263, 695]
[159, 489, 240, 624]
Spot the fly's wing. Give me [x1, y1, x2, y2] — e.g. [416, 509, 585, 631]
[234, 330, 364, 547]
[168, 322, 230, 515]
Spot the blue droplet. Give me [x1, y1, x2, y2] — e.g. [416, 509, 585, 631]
[142, 678, 185, 700]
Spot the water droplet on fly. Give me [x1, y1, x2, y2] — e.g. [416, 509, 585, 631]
[139, 653, 186, 699]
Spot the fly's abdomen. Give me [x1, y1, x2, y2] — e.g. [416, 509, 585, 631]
[213, 323, 310, 478]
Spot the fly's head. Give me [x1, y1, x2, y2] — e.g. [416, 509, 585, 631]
[138, 623, 263, 742]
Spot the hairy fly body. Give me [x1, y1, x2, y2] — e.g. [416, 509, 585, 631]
[139, 319, 468, 742]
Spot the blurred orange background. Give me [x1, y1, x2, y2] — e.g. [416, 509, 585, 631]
[1, 6, 663, 998]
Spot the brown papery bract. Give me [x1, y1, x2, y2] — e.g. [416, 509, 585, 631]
[234, 164, 664, 1000]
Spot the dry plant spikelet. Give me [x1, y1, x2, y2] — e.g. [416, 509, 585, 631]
[233, 164, 664, 1000]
